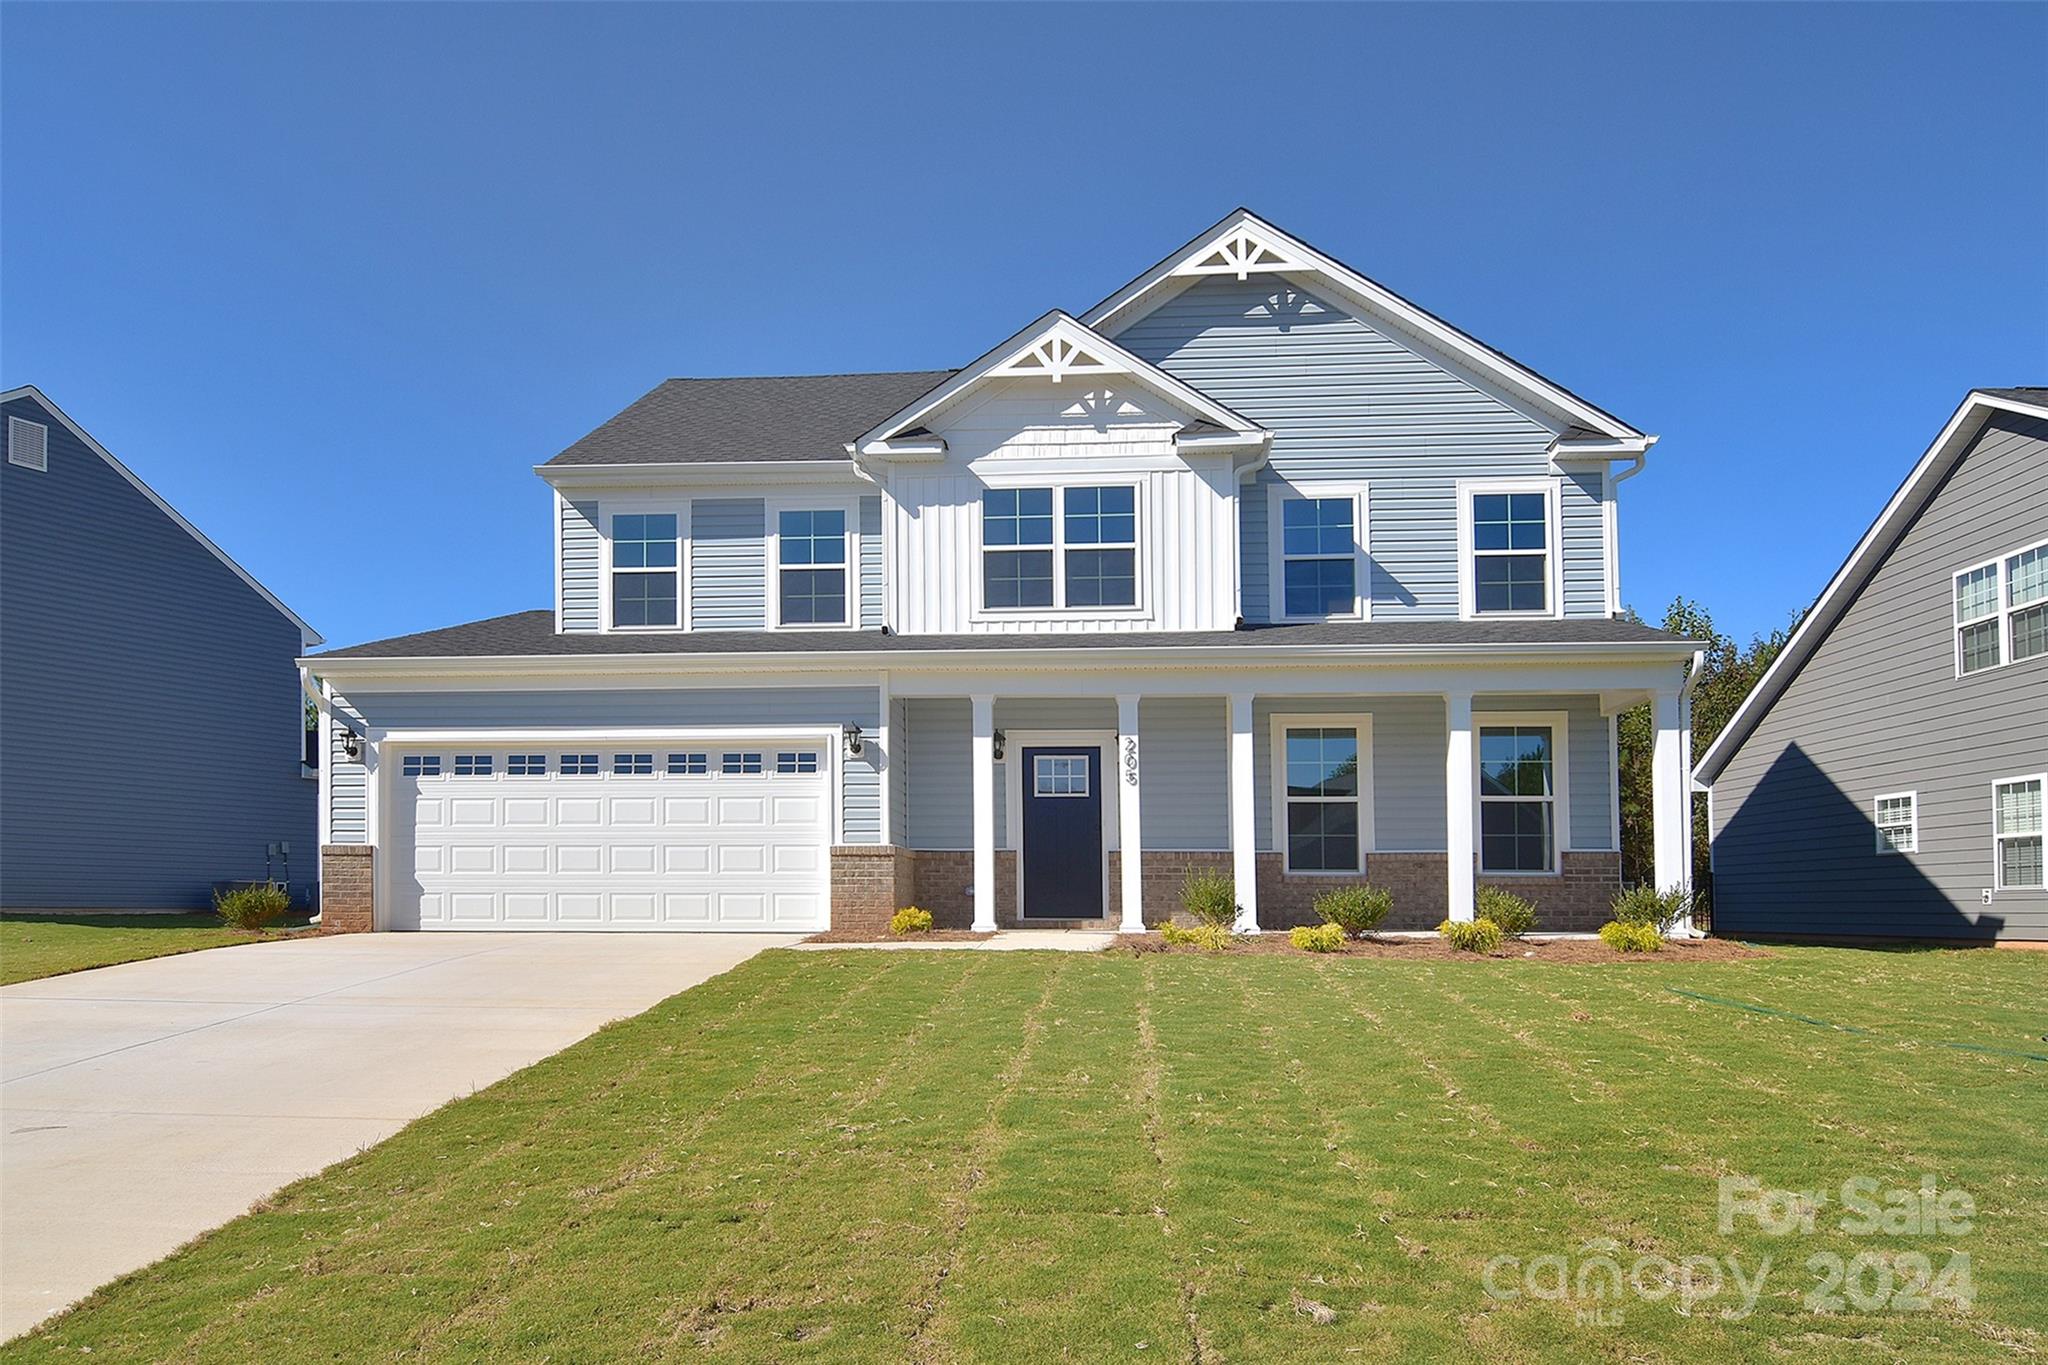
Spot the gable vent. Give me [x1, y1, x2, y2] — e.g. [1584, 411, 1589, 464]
[6, 416, 48, 471]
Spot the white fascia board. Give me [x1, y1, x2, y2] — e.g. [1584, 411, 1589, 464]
[1694, 389, 2048, 785]
[1078, 209, 1647, 444]
[2, 385, 323, 645]
[851, 310, 1264, 454]
[537, 460, 862, 490]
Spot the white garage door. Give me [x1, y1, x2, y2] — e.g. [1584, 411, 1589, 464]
[389, 744, 831, 931]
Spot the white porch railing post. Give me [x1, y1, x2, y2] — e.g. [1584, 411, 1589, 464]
[971, 694, 997, 932]
[1228, 692, 1259, 935]
[1652, 686, 1692, 928]
[1116, 694, 1145, 933]
[1445, 691, 1476, 923]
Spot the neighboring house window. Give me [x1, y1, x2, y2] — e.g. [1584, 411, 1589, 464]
[562, 753, 599, 775]
[777, 750, 820, 775]
[1275, 492, 1364, 619]
[1955, 540, 2048, 675]
[777, 509, 847, 625]
[1478, 721, 1563, 874]
[668, 752, 708, 775]
[1874, 792, 1917, 854]
[1463, 484, 1555, 617]
[1993, 776, 2044, 891]
[613, 753, 654, 775]
[508, 754, 546, 776]
[611, 513, 679, 628]
[454, 754, 493, 777]
[1033, 754, 1090, 797]
[1277, 722, 1368, 873]
[402, 755, 442, 778]
[723, 752, 764, 775]
[1063, 486, 1136, 607]
[983, 488, 1055, 608]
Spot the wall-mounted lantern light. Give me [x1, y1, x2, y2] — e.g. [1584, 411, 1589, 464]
[842, 723, 865, 757]
[993, 728, 1007, 762]
[338, 729, 365, 762]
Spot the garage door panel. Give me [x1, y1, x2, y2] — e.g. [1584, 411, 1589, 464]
[390, 745, 830, 932]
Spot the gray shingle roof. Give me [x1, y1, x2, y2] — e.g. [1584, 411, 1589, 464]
[544, 371, 957, 467]
[310, 610, 1693, 661]
[1975, 387, 2048, 403]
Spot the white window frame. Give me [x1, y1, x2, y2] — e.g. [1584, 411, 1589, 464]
[1873, 790, 1917, 855]
[1032, 753, 1091, 798]
[600, 503, 688, 633]
[973, 477, 1147, 621]
[1992, 773, 2046, 892]
[766, 496, 859, 631]
[1473, 709, 1572, 876]
[1457, 478, 1563, 621]
[1267, 482, 1370, 623]
[1268, 713, 1376, 875]
[1953, 537, 2048, 676]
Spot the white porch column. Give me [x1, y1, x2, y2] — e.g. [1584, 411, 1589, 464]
[1116, 694, 1145, 933]
[1445, 691, 1475, 923]
[971, 694, 997, 932]
[1652, 686, 1691, 910]
[1228, 692, 1259, 935]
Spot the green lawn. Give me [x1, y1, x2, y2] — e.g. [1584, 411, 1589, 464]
[0, 913, 312, 986]
[8, 946, 2044, 1362]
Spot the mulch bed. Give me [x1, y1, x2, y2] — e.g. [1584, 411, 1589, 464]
[1115, 932, 1769, 962]
[801, 929, 998, 944]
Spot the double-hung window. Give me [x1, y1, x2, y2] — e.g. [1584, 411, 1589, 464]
[982, 485, 1138, 611]
[777, 509, 848, 625]
[1874, 792, 1917, 854]
[1273, 489, 1365, 619]
[1955, 540, 2048, 674]
[1477, 717, 1566, 874]
[1272, 716, 1372, 873]
[1463, 483, 1555, 617]
[1993, 776, 2044, 891]
[610, 513, 679, 628]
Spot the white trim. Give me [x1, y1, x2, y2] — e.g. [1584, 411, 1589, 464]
[1456, 478, 1563, 621]
[1698, 389, 2048, 784]
[1601, 465, 1621, 617]
[1607, 710, 1622, 853]
[599, 502, 688, 633]
[1268, 712, 1376, 875]
[1005, 728, 1118, 921]
[552, 488, 566, 633]
[1228, 693, 1259, 933]
[1266, 481, 1371, 623]
[877, 671, 894, 847]
[1472, 709, 1572, 876]
[971, 477, 1149, 623]
[1116, 694, 1144, 933]
[765, 494, 860, 631]
[970, 696, 997, 931]
[1951, 535, 2048, 677]
[1992, 772, 2046, 893]
[1445, 691, 1476, 920]
[1, 386, 321, 644]
[1873, 789, 1918, 856]
[540, 459, 868, 489]
[1078, 210, 1647, 443]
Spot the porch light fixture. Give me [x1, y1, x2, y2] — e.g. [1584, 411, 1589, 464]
[337, 729, 365, 762]
[993, 729, 1006, 762]
[842, 723, 864, 757]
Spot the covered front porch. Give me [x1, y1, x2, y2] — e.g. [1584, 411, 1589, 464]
[838, 660, 1697, 935]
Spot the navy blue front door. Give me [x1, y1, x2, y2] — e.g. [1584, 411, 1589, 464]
[1020, 746, 1104, 919]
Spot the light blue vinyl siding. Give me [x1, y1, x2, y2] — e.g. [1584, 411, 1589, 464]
[559, 499, 600, 631]
[1238, 481, 1270, 623]
[337, 685, 882, 844]
[1561, 471, 1608, 616]
[859, 495, 883, 628]
[689, 499, 766, 630]
[1253, 696, 1449, 853]
[1116, 276, 1607, 620]
[887, 695, 910, 841]
[328, 693, 367, 844]
[1, 393, 317, 907]
[1139, 697, 1229, 849]
[905, 698, 972, 848]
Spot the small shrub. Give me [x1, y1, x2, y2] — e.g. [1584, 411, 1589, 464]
[1160, 922, 1232, 951]
[214, 881, 290, 930]
[1437, 917, 1504, 954]
[1611, 883, 1690, 934]
[1289, 923, 1347, 953]
[1476, 886, 1537, 939]
[1179, 867, 1239, 930]
[1312, 884, 1392, 938]
[888, 906, 934, 936]
[1599, 919, 1664, 953]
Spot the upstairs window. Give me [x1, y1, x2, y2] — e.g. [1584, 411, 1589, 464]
[1955, 540, 2048, 675]
[1993, 776, 2044, 890]
[777, 509, 847, 625]
[611, 513, 679, 628]
[983, 488, 1055, 608]
[982, 485, 1140, 612]
[1063, 486, 1136, 607]
[2008, 545, 2047, 664]
[1466, 486, 1554, 616]
[1274, 491, 1364, 619]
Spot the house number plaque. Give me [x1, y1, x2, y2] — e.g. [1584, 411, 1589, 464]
[1122, 736, 1139, 786]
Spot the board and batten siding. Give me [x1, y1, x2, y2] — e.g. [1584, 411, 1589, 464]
[0, 393, 317, 907]
[1112, 276, 1612, 621]
[332, 685, 884, 845]
[1708, 410, 2048, 940]
[559, 499, 601, 631]
[883, 378, 1239, 634]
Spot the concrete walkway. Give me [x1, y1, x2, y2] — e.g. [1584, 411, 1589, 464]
[0, 931, 797, 1339]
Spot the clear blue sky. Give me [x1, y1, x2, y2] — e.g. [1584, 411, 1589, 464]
[5, 2, 2043, 648]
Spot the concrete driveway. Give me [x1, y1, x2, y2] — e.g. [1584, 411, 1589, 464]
[0, 931, 798, 1338]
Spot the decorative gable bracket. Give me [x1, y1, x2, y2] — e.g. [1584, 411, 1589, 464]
[1171, 224, 1312, 282]
[988, 333, 1120, 385]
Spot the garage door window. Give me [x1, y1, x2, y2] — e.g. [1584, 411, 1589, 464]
[724, 752, 763, 775]
[508, 754, 546, 775]
[777, 751, 820, 775]
[402, 755, 442, 777]
[668, 752, 709, 775]
[613, 753, 654, 775]
[454, 754, 493, 776]
[562, 753, 599, 775]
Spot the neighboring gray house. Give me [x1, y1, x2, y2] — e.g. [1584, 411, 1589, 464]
[1, 386, 320, 908]
[1696, 388, 2047, 942]
[303, 210, 1702, 937]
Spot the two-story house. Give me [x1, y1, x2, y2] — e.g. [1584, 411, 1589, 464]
[1696, 388, 2046, 942]
[303, 210, 1701, 935]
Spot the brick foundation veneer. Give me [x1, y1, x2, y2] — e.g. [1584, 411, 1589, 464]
[828, 845, 916, 935]
[318, 845, 376, 934]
